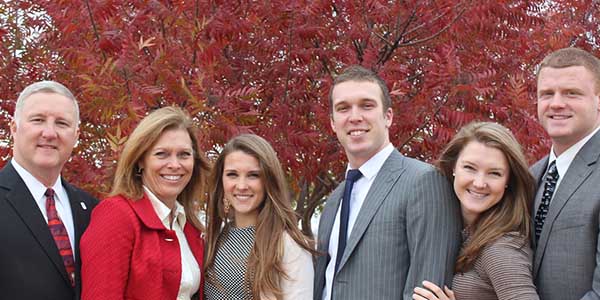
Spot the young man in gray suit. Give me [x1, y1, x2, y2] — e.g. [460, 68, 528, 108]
[0, 81, 98, 300]
[532, 47, 600, 300]
[314, 66, 461, 300]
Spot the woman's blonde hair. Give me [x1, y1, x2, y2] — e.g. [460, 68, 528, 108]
[204, 134, 315, 299]
[437, 121, 535, 272]
[111, 106, 210, 230]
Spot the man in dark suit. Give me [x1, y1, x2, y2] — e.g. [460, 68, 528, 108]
[0, 81, 98, 300]
[314, 66, 461, 300]
[532, 47, 600, 300]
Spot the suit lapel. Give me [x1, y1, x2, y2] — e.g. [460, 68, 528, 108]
[317, 185, 344, 252]
[533, 131, 600, 276]
[65, 182, 87, 259]
[315, 182, 344, 295]
[530, 157, 548, 251]
[0, 163, 70, 285]
[337, 150, 405, 271]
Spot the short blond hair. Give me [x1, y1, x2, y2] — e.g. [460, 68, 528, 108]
[537, 47, 600, 92]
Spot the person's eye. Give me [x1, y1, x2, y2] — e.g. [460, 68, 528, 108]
[363, 103, 375, 109]
[336, 105, 349, 112]
[154, 151, 168, 157]
[463, 165, 475, 170]
[178, 151, 192, 158]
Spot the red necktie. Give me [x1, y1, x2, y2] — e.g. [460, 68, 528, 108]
[45, 188, 75, 287]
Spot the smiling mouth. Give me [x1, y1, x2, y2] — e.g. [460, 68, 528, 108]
[234, 194, 254, 200]
[161, 175, 183, 181]
[549, 115, 571, 120]
[467, 189, 488, 199]
[38, 144, 58, 150]
[348, 129, 368, 136]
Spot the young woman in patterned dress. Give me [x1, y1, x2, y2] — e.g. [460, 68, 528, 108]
[204, 134, 316, 300]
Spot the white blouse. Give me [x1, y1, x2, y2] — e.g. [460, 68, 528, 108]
[145, 186, 201, 300]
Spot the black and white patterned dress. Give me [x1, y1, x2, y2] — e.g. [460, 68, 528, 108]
[205, 225, 255, 300]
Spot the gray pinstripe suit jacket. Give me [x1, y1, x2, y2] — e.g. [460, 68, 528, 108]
[314, 149, 462, 300]
[531, 130, 600, 300]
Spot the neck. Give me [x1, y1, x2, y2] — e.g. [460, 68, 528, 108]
[14, 158, 60, 187]
[234, 215, 257, 228]
[161, 198, 177, 210]
[461, 210, 476, 228]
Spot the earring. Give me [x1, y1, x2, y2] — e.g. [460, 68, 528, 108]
[452, 172, 456, 177]
[223, 198, 230, 215]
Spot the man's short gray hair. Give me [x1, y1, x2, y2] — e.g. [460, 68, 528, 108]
[14, 81, 80, 124]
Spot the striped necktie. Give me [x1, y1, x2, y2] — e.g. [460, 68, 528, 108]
[45, 188, 75, 287]
[534, 161, 559, 243]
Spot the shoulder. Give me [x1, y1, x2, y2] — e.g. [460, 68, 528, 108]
[64, 181, 99, 206]
[82, 195, 140, 245]
[400, 155, 444, 179]
[0, 162, 23, 191]
[281, 232, 312, 262]
[480, 232, 531, 261]
[91, 195, 137, 224]
[530, 156, 548, 173]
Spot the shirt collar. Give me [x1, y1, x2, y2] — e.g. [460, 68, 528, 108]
[11, 159, 65, 203]
[347, 143, 395, 181]
[143, 186, 186, 229]
[549, 126, 600, 178]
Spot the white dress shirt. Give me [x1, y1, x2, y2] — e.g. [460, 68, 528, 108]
[144, 186, 200, 300]
[545, 126, 600, 196]
[11, 159, 75, 251]
[322, 143, 394, 300]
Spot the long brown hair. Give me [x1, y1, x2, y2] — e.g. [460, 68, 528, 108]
[110, 106, 210, 230]
[437, 122, 534, 272]
[205, 134, 315, 299]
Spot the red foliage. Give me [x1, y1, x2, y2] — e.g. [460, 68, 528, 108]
[1, 0, 599, 233]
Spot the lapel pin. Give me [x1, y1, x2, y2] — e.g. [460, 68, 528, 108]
[80, 202, 87, 210]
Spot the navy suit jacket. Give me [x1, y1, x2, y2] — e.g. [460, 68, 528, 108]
[0, 161, 98, 300]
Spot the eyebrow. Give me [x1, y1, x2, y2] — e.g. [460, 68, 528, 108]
[460, 160, 506, 171]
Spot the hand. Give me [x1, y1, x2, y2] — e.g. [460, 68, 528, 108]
[412, 280, 456, 300]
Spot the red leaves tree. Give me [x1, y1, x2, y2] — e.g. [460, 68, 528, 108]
[1, 0, 599, 235]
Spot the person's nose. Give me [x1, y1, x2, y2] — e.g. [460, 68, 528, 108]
[472, 173, 487, 189]
[348, 106, 363, 122]
[548, 93, 567, 109]
[41, 123, 58, 139]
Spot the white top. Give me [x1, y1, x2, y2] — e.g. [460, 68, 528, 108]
[144, 186, 200, 300]
[263, 232, 314, 300]
[322, 143, 394, 300]
[546, 126, 600, 196]
[11, 159, 75, 251]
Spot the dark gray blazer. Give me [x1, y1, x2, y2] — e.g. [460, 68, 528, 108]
[0, 161, 98, 300]
[531, 130, 600, 300]
[314, 149, 461, 300]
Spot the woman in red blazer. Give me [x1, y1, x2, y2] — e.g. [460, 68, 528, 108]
[81, 107, 210, 300]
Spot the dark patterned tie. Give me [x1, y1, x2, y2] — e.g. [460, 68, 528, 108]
[45, 188, 75, 287]
[335, 169, 362, 272]
[534, 161, 559, 243]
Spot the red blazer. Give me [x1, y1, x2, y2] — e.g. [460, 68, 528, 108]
[80, 194, 204, 300]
